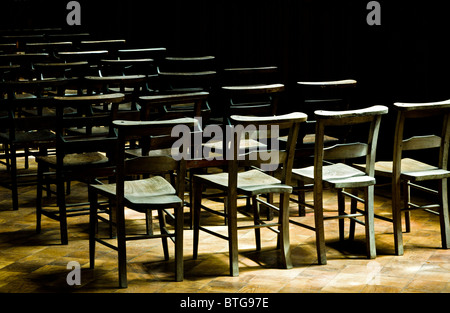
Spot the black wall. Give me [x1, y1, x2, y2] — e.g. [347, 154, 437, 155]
[2, 0, 449, 105]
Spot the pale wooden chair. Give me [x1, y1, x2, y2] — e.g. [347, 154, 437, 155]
[355, 100, 450, 255]
[192, 112, 307, 276]
[290, 105, 388, 264]
[89, 117, 196, 288]
[292, 79, 358, 217]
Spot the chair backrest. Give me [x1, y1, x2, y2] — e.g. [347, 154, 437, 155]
[113, 117, 197, 198]
[137, 92, 209, 158]
[297, 79, 358, 142]
[158, 55, 217, 92]
[229, 112, 308, 182]
[139, 91, 209, 120]
[52, 93, 125, 169]
[100, 59, 157, 78]
[220, 66, 280, 86]
[220, 84, 285, 124]
[313, 105, 389, 178]
[79, 39, 126, 58]
[33, 61, 89, 80]
[0, 78, 75, 136]
[392, 100, 450, 175]
[25, 41, 73, 55]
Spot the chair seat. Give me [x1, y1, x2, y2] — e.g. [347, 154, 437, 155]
[293, 163, 375, 188]
[194, 168, 292, 195]
[36, 152, 108, 167]
[0, 129, 55, 144]
[355, 158, 449, 181]
[90, 176, 182, 210]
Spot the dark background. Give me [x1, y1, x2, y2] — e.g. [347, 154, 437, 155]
[1, 0, 448, 101]
[1, 0, 449, 158]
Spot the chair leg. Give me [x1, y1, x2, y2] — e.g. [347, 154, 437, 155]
[116, 204, 128, 288]
[364, 185, 376, 259]
[88, 188, 98, 269]
[174, 205, 184, 282]
[279, 192, 292, 269]
[392, 180, 404, 255]
[313, 188, 327, 265]
[158, 209, 169, 261]
[10, 148, 18, 211]
[403, 181, 411, 233]
[36, 164, 43, 234]
[192, 181, 202, 260]
[297, 180, 306, 217]
[146, 210, 153, 236]
[439, 178, 450, 249]
[228, 195, 239, 276]
[56, 177, 69, 245]
[252, 195, 261, 251]
[337, 189, 345, 242]
[349, 189, 358, 241]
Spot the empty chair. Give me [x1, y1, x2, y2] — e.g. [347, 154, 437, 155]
[0, 78, 72, 211]
[193, 112, 307, 276]
[356, 100, 450, 255]
[89, 117, 196, 287]
[290, 105, 388, 264]
[292, 79, 358, 217]
[35, 93, 125, 244]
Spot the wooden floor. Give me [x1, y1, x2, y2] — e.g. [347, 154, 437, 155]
[0, 157, 449, 294]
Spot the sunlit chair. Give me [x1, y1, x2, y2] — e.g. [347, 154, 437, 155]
[290, 105, 388, 264]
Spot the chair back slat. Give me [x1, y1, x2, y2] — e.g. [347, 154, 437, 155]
[402, 135, 442, 151]
[323, 142, 368, 160]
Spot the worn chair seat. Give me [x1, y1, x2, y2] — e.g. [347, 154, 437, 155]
[195, 168, 291, 196]
[0, 129, 55, 144]
[36, 152, 108, 167]
[355, 157, 450, 182]
[293, 163, 375, 188]
[90, 176, 182, 210]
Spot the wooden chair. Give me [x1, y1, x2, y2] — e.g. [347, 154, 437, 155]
[290, 105, 388, 264]
[192, 112, 307, 276]
[355, 100, 450, 255]
[131, 92, 210, 228]
[292, 79, 358, 217]
[89, 117, 196, 287]
[35, 93, 125, 244]
[0, 78, 72, 211]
